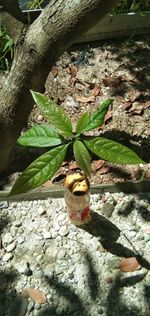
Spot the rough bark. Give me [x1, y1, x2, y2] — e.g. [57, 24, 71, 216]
[0, 0, 118, 172]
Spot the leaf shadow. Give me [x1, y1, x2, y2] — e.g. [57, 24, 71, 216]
[0, 270, 20, 316]
[39, 274, 90, 316]
[79, 211, 150, 270]
[106, 272, 148, 316]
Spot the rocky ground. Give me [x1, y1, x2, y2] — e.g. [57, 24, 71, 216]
[0, 191, 150, 316]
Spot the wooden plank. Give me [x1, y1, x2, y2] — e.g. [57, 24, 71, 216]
[23, 11, 150, 41]
[77, 12, 150, 42]
[0, 180, 149, 202]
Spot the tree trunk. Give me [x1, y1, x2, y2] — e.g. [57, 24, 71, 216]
[0, 0, 118, 172]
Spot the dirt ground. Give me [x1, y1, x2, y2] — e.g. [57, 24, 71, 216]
[30, 35, 150, 186]
[0, 35, 150, 189]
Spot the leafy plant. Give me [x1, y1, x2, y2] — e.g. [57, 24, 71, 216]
[10, 91, 144, 195]
[113, 0, 150, 14]
[0, 24, 13, 72]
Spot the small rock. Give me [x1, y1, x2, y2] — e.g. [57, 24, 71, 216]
[34, 269, 44, 279]
[43, 231, 52, 239]
[51, 231, 58, 239]
[144, 235, 150, 242]
[38, 206, 46, 215]
[57, 213, 66, 222]
[13, 220, 22, 227]
[3, 253, 13, 262]
[101, 203, 114, 217]
[10, 226, 17, 237]
[14, 261, 29, 274]
[6, 242, 16, 252]
[57, 248, 66, 260]
[2, 233, 13, 245]
[17, 236, 25, 244]
[24, 268, 33, 277]
[59, 226, 69, 237]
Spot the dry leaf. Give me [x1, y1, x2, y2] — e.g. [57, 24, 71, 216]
[97, 166, 109, 175]
[91, 85, 101, 96]
[93, 160, 105, 171]
[76, 95, 95, 103]
[120, 257, 141, 272]
[102, 76, 121, 88]
[70, 65, 78, 78]
[121, 73, 136, 82]
[122, 102, 132, 110]
[69, 161, 79, 170]
[23, 288, 46, 304]
[127, 90, 140, 102]
[144, 100, 150, 108]
[104, 111, 112, 123]
[51, 66, 58, 77]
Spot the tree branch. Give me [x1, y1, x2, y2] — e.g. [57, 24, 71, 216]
[0, 11, 24, 42]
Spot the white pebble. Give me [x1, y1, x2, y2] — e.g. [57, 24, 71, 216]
[3, 253, 13, 262]
[6, 242, 16, 252]
[59, 226, 69, 237]
[2, 233, 13, 245]
[57, 248, 66, 260]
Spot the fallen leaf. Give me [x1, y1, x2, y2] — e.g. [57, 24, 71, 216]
[76, 95, 95, 103]
[51, 66, 58, 77]
[70, 64, 78, 78]
[104, 111, 112, 123]
[102, 76, 121, 88]
[130, 102, 143, 115]
[91, 85, 101, 96]
[52, 171, 66, 183]
[120, 257, 141, 272]
[127, 90, 140, 102]
[121, 73, 136, 82]
[144, 100, 150, 108]
[23, 288, 46, 304]
[93, 160, 105, 171]
[69, 161, 79, 170]
[122, 101, 132, 110]
[97, 166, 109, 175]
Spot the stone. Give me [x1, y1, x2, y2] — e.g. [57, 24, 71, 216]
[34, 269, 44, 279]
[13, 221, 22, 227]
[2, 233, 13, 245]
[10, 226, 17, 237]
[38, 206, 46, 215]
[100, 203, 114, 217]
[43, 231, 52, 239]
[3, 253, 13, 262]
[6, 242, 16, 252]
[14, 261, 29, 274]
[57, 248, 66, 260]
[17, 236, 25, 244]
[59, 226, 69, 237]
[57, 213, 66, 222]
[51, 231, 58, 239]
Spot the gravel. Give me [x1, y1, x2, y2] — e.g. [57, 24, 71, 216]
[0, 192, 150, 316]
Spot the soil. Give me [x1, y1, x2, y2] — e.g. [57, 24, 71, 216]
[0, 35, 150, 190]
[31, 35, 150, 187]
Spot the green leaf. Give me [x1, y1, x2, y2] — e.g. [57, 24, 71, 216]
[10, 144, 68, 195]
[84, 137, 144, 164]
[73, 140, 91, 177]
[18, 125, 62, 147]
[83, 99, 113, 133]
[76, 112, 90, 135]
[31, 91, 73, 137]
